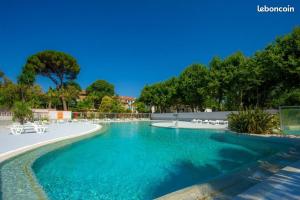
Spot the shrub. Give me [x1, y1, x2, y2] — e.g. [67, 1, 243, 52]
[12, 101, 33, 124]
[135, 102, 150, 113]
[228, 108, 277, 134]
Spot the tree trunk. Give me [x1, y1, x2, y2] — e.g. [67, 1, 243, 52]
[62, 96, 67, 111]
[218, 90, 223, 110]
[256, 88, 259, 107]
[20, 87, 25, 103]
[48, 101, 52, 109]
[240, 90, 243, 108]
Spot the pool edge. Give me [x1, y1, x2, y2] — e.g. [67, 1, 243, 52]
[1, 123, 105, 200]
[0, 124, 102, 163]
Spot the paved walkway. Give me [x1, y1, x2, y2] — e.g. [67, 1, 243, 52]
[152, 121, 228, 129]
[234, 161, 300, 200]
[0, 122, 101, 161]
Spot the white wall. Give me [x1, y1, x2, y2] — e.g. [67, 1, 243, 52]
[48, 111, 72, 120]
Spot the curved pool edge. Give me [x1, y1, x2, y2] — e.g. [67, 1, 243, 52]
[0, 124, 102, 163]
[156, 140, 300, 200]
[0, 123, 104, 200]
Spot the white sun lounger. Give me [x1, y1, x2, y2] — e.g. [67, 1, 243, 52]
[72, 119, 79, 123]
[34, 124, 47, 134]
[10, 125, 24, 135]
[209, 120, 216, 125]
[23, 122, 47, 134]
[203, 120, 209, 124]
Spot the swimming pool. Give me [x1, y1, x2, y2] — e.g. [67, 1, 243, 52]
[30, 122, 294, 200]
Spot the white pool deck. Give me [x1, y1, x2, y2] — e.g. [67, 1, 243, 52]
[152, 121, 228, 129]
[0, 122, 101, 162]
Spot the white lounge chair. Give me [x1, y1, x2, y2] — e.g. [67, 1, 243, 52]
[72, 119, 79, 123]
[10, 125, 24, 135]
[197, 119, 203, 124]
[34, 121, 41, 125]
[191, 119, 197, 123]
[209, 120, 216, 125]
[203, 120, 209, 124]
[217, 120, 223, 125]
[34, 124, 47, 134]
[23, 122, 47, 134]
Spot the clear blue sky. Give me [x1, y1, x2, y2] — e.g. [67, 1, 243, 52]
[0, 0, 299, 97]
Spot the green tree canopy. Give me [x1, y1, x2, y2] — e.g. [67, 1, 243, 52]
[86, 80, 115, 109]
[21, 50, 80, 110]
[0, 79, 19, 109]
[98, 96, 125, 113]
[46, 87, 61, 109]
[178, 64, 209, 111]
[134, 101, 150, 113]
[138, 27, 300, 111]
[99, 96, 114, 113]
[64, 81, 82, 91]
[76, 97, 94, 111]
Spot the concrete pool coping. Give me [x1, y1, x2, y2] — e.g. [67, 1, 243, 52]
[0, 122, 102, 163]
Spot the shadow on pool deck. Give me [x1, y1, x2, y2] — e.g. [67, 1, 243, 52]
[155, 141, 300, 200]
[152, 147, 257, 199]
[234, 161, 300, 200]
[151, 161, 220, 198]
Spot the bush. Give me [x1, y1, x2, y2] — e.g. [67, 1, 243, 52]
[12, 101, 33, 124]
[228, 108, 277, 134]
[135, 102, 150, 113]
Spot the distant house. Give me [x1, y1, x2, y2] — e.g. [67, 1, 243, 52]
[117, 96, 136, 112]
[78, 90, 87, 101]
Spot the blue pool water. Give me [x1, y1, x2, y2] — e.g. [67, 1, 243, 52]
[33, 122, 288, 200]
